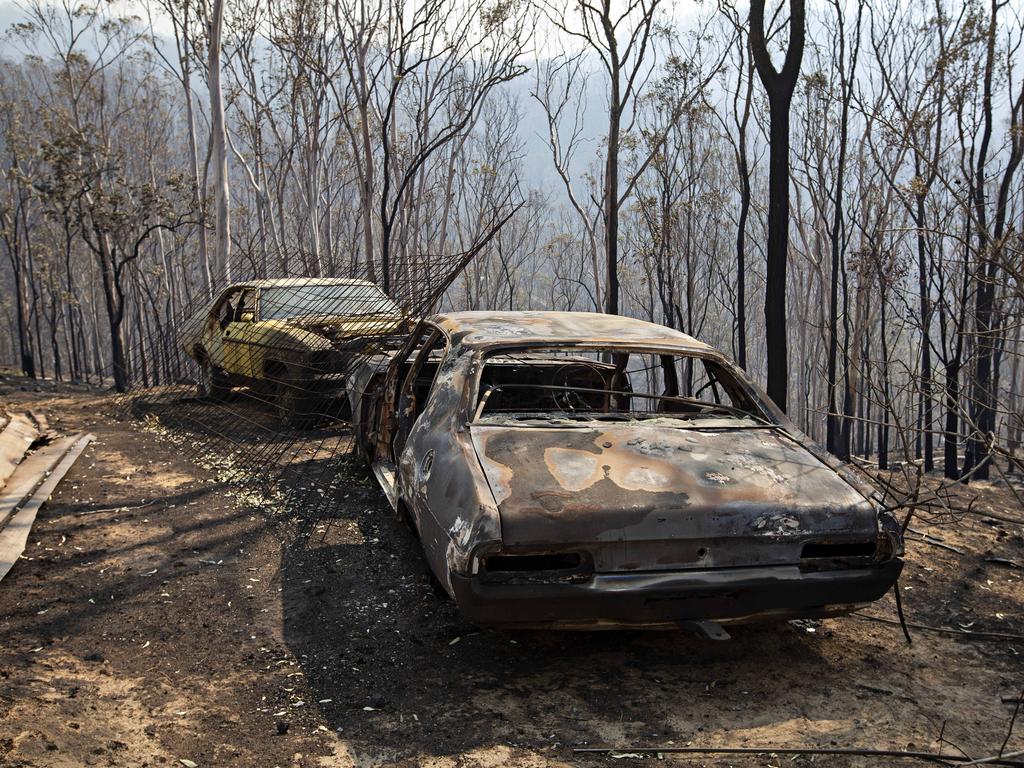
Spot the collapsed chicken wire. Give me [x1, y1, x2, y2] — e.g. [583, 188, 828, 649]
[116, 208, 519, 521]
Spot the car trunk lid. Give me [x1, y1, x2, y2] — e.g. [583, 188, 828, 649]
[469, 423, 877, 571]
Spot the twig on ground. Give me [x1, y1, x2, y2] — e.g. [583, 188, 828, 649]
[996, 688, 1024, 761]
[75, 499, 157, 517]
[959, 749, 1024, 766]
[852, 612, 1024, 642]
[571, 745, 1024, 766]
[907, 527, 967, 554]
[894, 581, 913, 644]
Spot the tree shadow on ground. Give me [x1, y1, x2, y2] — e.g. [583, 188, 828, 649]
[279, 455, 878, 764]
[126, 391, 356, 517]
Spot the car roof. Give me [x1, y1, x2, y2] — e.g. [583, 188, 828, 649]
[429, 311, 715, 353]
[228, 277, 382, 290]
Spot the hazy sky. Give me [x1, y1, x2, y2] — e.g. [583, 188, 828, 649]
[0, 0, 745, 201]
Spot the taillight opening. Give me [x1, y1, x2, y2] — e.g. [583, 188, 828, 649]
[801, 541, 877, 559]
[799, 540, 878, 572]
[480, 551, 592, 584]
[484, 552, 582, 572]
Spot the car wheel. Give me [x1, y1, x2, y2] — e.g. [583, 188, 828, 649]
[249, 376, 277, 405]
[397, 499, 420, 538]
[198, 357, 230, 402]
[397, 499, 452, 601]
[275, 378, 318, 429]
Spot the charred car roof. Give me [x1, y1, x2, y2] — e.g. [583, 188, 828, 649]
[429, 311, 716, 353]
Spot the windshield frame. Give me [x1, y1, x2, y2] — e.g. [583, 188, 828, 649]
[257, 283, 399, 321]
[466, 343, 777, 428]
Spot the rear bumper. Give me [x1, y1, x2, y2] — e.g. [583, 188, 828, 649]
[450, 560, 903, 629]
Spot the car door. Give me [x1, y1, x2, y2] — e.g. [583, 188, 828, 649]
[223, 289, 259, 378]
[394, 329, 450, 524]
[368, 323, 439, 508]
[202, 288, 240, 371]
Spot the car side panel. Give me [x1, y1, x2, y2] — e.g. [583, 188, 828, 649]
[396, 348, 501, 592]
[201, 314, 226, 368]
[222, 321, 260, 378]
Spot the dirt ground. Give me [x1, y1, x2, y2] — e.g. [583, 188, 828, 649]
[1, 380, 1022, 768]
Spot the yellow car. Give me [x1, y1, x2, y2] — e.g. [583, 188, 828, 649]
[181, 278, 405, 426]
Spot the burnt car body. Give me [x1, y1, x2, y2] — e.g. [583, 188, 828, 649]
[348, 311, 903, 629]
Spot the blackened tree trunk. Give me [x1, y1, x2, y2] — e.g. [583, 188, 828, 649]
[735, 140, 750, 369]
[944, 357, 960, 479]
[208, 0, 231, 285]
[92, 232, 130, 393]
[13, 250, 35, 378]
[839, 242, 854, 458]
[964, 11, 1023, 480]
[733, 47, 755, 370]
[604, 86, 622, 315]
[963, 0, 998, 480]
[1, 172, 36, 379]
[878, 258, 891, 470]
[749, 0, 805, 413]
[915, 182, 935, 471]
[825, 0, 861, 454]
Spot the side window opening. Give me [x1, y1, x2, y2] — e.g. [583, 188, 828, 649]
[214, 289, 241, 330]
[235, 290, 256, 321]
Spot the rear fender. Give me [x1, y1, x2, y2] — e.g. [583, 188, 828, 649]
[396, 354, 501, 587]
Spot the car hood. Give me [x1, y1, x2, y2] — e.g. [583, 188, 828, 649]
[284, 314, 405, 340]
[469, 423, 878, 568]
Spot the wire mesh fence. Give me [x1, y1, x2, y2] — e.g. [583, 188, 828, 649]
[115, 231, 511, 521]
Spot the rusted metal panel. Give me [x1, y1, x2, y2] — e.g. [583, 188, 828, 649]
[0, 433, 94, 583]
[433, 310, 715, 352]
[0, 413, 39, 489]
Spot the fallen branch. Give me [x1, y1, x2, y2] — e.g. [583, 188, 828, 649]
[987, 557, 1023, 570]
[969, 510, 1024, 526]
[75, 499, 158, 517]
[572, 745, 1024, 766]
[959, 749, 1024, 767]
[852, 612, 1024, 642]
[907, 527, 967, 554]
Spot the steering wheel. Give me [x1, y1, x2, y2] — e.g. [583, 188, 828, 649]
[549, 363, 605, 413]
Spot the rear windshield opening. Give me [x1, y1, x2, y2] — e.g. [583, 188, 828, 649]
[472, 347, 768, 425]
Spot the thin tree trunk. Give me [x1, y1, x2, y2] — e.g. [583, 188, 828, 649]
[208, 0, 231, 283]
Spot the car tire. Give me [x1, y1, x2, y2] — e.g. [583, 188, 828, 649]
[275, 378, 318, 429]
[397, 498, 453, 602]
[397, 498, 420, 538]
[197, 356, 230, 402]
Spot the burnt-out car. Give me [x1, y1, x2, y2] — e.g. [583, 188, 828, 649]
[348, 311, 903, 629]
